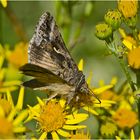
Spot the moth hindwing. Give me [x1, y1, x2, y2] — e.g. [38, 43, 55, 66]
[20, 12, 99, 108]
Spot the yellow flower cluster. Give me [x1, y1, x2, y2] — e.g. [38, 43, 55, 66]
[113, 108, 138, 128]
[0, 87, 28, 139]
[118, 0, 138, 18]
[119, 28, 140, 69]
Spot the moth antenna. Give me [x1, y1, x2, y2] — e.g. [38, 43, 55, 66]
[88, 88, 101, 104]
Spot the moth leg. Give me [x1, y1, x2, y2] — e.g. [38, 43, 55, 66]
[66, 92, 75, 105]
[45, 92, 58, 103]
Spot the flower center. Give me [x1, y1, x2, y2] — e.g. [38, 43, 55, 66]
[38, 101, 66, 132]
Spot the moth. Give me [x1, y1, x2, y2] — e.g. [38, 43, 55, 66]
[20, 12, 100, 108]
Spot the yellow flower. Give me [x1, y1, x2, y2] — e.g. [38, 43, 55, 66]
[127, 47, 140, 69]
[0, 44, 22, 92]
[100, 122, 117, 136]
[6, 42, 28, 68]
[78, 59, 84, 71]
[119, 28, 140, 69]
[112, 108, 138, 129]
[27, 98, 88, 139]
[0, 0, 7, 8]
[0, 67, 22, 93]
[0, 117, 14, 138]
[118, 0, 138, 18]
[119, 28, 137, 50]
[0, 87, 28, 138]
[0, 98, 11, 115]
[100, 90, 120, 101]
[70, 131, 91, 139]
[116, 129, 140, 140]
[0, 80, 22, 93]
[99, 78, 119, 102]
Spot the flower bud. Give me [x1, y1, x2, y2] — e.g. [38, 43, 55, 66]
[104, 9, 122, 30]
[95, 23, 113, 41]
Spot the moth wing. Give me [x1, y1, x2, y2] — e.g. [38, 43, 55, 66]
[28, 12, 82, 86]
[20, 63, 65, 84]
[22, 79, 47, 89]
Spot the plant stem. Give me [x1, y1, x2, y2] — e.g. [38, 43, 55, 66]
[132, 28, 139, 45]
[107, 42, 136, 91]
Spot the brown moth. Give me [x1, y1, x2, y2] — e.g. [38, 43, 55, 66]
[20, 12, 100, 108]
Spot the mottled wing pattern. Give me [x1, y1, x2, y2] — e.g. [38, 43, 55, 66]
[28, 12, 83, 86]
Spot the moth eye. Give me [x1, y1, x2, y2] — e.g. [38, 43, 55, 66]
[80, 87, 85, 93]
[62, 61, 67, 67]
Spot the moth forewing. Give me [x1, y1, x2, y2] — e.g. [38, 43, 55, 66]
[20, 11, 100, 108]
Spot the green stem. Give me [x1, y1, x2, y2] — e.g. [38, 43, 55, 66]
[107, 42, 136, 91]
[132, 28, 139, 45]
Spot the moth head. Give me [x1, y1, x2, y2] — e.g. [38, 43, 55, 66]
[79, 82, 89, 94]
[68, 92, 94, 109]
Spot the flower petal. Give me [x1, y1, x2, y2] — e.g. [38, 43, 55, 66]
[83, 106, 99, 115]
[39, 132, 47, 139]
[0, 68, 5, 81]
[130, 129, 135, 140]
[3, 80, 21, 87]
[119, 28, 126, 38]
[37, 96, 44, 106]
[94, 100, 116, 108]
[115, 136, 122, 140]
[66, 117, 88, 124]
[6, 90, 14, 108]
[16, 87, 24, 110]
[65, 113, 88, 120]
[25, 105, 40, 123]
[0, 0, 7, 8]
[78, 59, 83, 71]
[59, 99, 66, 108]
[0, 105, 5, 117]
[13, 109, 28, 126]
[7, 108, 17, 121]
[28, 105, 40, 118]
[0, 86, 18, 92]
[122, 39, 134, 50]
[51, 131, 60, 140]
[93, 85, 113, 94]
[63, 125, 86, 130]
[57, 129, 71, 137]
[110, 77, 118, 85]
[94, 102, 115, 108]
[13, 126, 27, 133]
[0, 55, 4, 69]
[65, 113, 88, 124]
